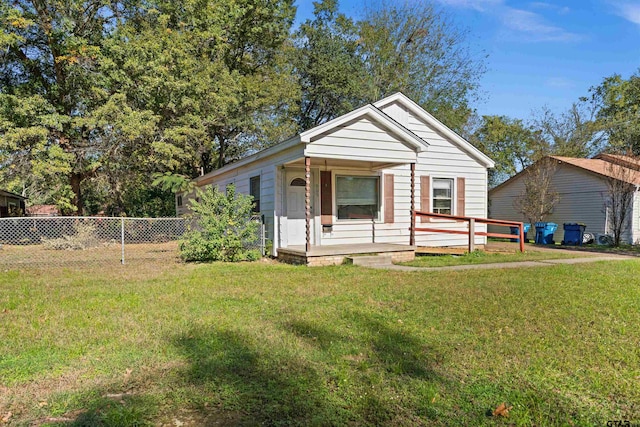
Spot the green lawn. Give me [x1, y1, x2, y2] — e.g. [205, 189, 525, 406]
[1, 260, 639, 426]
[401, 249, 589, 267]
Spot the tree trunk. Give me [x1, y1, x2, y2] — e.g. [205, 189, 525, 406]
[70, 173, 83, 216]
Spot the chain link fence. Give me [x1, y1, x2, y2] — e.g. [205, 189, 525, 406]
[0, 216, 265, 269]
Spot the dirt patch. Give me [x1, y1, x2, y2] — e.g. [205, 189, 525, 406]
[485, 241, 604, 256]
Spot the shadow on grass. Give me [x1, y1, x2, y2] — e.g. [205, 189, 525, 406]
[40, 392, 157, 427]
[43, 311, 606, 426]
[172, 327, 343, 425]
[284, 313, 446, 423]
[169, 309, 450, 425]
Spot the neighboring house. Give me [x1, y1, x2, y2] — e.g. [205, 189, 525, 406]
[0, 190, 26, 217]
[26, 204, 60, 217]
[489, 155, 640, 244]
[178, 93, 494, 263]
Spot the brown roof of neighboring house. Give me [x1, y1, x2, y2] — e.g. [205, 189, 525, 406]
[26, 204, 59, 216]
[593, 153, 640, 170]
[550, 156, 640, 186]
[490, 154, 640, 194]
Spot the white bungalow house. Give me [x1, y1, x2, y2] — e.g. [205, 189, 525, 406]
[177, 93, 494, 265]
[489, 154, 640, 244]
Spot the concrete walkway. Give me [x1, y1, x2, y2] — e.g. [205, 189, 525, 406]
[364, 254, 637, 272]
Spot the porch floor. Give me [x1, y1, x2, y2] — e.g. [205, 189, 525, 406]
[277, 243, 416, 266]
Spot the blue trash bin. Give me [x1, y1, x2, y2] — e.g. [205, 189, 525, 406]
[509, 223, 531, 242]
[562, 223, 586, 246]
[534, 222, 558, 244]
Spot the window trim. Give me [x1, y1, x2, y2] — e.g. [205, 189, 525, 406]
[432, 177, 455, 215]
[335, 174, 381, 222]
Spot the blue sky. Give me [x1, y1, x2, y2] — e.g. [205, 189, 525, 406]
[294, 0, 640, 120]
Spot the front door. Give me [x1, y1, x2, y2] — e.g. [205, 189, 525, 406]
[286, 173, 312, 246]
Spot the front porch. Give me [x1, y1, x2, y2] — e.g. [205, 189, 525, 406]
[277, 243, 416, 267]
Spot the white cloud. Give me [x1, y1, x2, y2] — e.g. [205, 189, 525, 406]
[529, 2, 570, 15]
[545, 77, 576, 89]
[501, 7, 582, 42]
[436, 0, 582, 43]
[434, 0, 503, 12]
[610, 2, 640, 25]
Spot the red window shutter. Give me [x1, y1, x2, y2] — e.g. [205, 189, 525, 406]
[384, 174, 394, 223]
[420, 176, 430, 223]
[320, 171, 332, 225]
[457, 177, 466, 217]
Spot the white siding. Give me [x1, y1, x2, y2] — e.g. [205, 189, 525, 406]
[632, 193, 640, 244]
[317, 108, 489, 248]
[488, 164, 638, 243]
[187, 145, 304, 254]
[304, 117, 417, 163]
[188, 102, 491, 252]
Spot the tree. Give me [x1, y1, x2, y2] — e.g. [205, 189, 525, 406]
[602, 156, 637, 246]
[359, 0, 485, 131]
[108, 0, 299, 172]
[469, 115, 544, 187]
[292, 0, 486, 132]
[589, 71, 640, 154]
[532, 101, 604, 158]
[0, 0, 299, 215]
[513, 157, 560, 225]
[0, 0, 166, 215]
[292, 0, 370, 130]
[0, 0, 144, 214]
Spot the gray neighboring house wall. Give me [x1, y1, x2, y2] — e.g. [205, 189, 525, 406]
[489, 155, 640, 244]
[178, 92, 495, 256]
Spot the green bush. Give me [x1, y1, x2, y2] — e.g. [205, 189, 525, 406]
[179, 185, 260, 262]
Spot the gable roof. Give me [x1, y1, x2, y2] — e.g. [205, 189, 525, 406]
[195, 92, 492, 185]
[300, 103, 428, 154]
[490, 155, 640, 194]
[373, 92, 495, 168]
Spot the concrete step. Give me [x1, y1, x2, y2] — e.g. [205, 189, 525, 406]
[346, 254, 393, 266]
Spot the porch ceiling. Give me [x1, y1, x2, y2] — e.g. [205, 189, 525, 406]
[284, 157, 407, 170]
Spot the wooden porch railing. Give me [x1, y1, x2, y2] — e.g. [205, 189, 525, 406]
[413, 211, 526, 253]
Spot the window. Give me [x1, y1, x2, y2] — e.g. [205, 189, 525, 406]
[336, 176, 379, 220]
[432, 178, 453, 214]
[177, 195, 183, 207]
[250, 175, 261, 213]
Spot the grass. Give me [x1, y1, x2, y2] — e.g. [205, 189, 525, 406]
[1, 259, 640, 426]
[400, 249, 586, 267]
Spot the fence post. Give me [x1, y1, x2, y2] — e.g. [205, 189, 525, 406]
[519, 223, 525, 253]
[262, 222, 266, 256]
[468, 218, 475, 253]
[121, 217, 125, 265]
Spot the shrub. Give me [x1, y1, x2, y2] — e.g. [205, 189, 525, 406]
[42, 222, 101, 250]
[179, 185, 260, 262]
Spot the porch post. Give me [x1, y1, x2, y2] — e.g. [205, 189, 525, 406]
[305, 156, 311, 253]
[410, 162, 416, 246]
